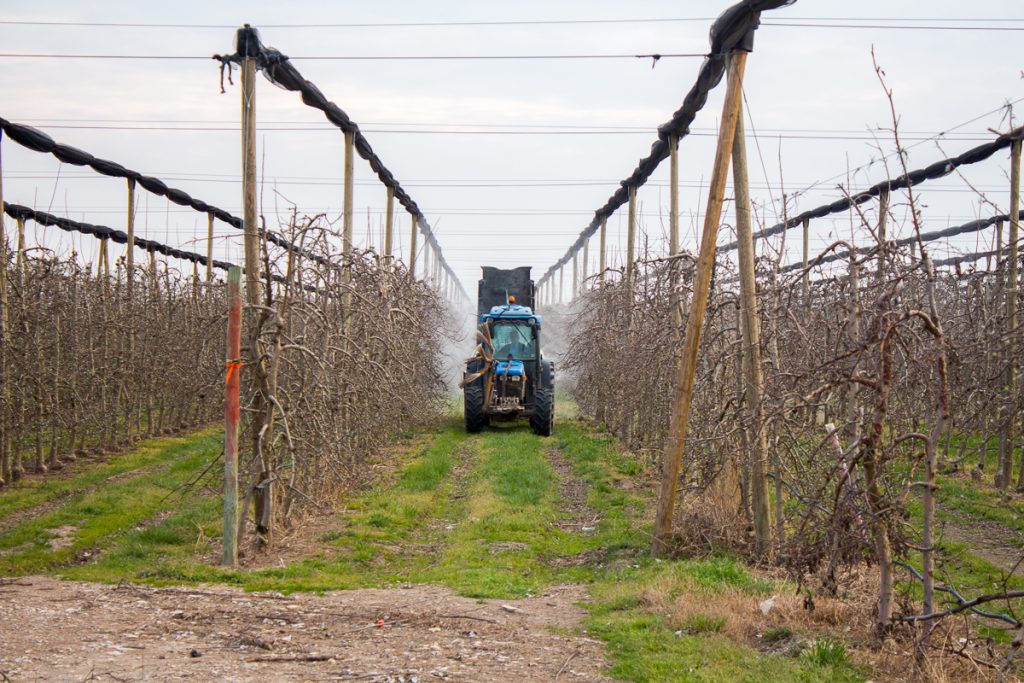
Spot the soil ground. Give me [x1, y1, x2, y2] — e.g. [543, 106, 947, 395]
[0, 576, 609, 682]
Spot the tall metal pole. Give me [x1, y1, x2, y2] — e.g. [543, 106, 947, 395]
[653, 50, 749, 556]
[223, 266, 242, 566]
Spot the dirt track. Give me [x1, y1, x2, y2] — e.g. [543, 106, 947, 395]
[0, 577, 612, 682]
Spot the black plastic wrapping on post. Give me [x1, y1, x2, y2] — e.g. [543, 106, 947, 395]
[535, 0, 794, 286]
[214, 26, 468, 303]
[0, 117, 333, 271]
[718, 126, 1024, 255]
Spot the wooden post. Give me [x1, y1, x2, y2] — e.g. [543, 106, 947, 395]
[223, 266, 242, 566]
[343, 131, 355, 262]
[732, 98, 770, 556]
[125, 178, 137, 443]
[877, 188, 889, 278]
[669, 134, 682, 333]
[801, 218, 810, 305]
[126, 178, 136, 299]
[409, 213, 418, 277]
[384, 186, 394, 261]
[1005, 139, 1021, 488]
[206, 212, 215, 283]
[572, 252, 579, 300]
[626, 186, 637, 285]
[652, 50, 748, 556]
[433, 244, 442, 287]
[0, 134, 8, 483]
[582, 238, 589, 294]
[241, 50, 261, 306]
[99, 236, 109, 281]
[599, 217, 607, 281]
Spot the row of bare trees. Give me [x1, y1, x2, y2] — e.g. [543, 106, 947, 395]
[0, 214, 452, 550]
[0, 243, 223, 484]
[230, 212, 450, 546]
[561, 184, 1022, 669]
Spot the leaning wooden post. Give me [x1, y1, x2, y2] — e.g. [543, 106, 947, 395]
[732, 97, 770, 556]
[599, 217, 607, 282]
[223, 266, 242, 566]
[652, 49, 748, 556]
[408, 213, 418, 278]
[384, 186, 394, 262]
[206, 212, 215, 283]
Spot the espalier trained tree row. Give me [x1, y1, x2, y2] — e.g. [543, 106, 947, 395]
[0, 209, 451, 547]
[559, 116, 1023, 668]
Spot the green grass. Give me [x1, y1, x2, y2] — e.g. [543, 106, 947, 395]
[0, 428, 223, 575]
[0, 410, 876, 681]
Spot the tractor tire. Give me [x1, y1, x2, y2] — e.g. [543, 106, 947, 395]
[464, 380, 487, 433]
[530, 388, 554, 437]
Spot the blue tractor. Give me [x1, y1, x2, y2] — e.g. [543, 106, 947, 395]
[462, 267, 555, 436]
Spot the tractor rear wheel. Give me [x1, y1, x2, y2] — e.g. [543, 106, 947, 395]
[530, 388, 554, 437]
[464, 380, 487, 433]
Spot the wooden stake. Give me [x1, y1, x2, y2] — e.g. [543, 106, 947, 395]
[342, 130, 355, 267]
[599, 217, 607, 281]
[206, 212, 214, 283]
[572, 252, 579, 300]
[126, 177, 136, 301]
[652, 50, 748, 556]
[0, 133, 8, 483]
[409, 213, 418, 277]
[384, 186, 394, 261]
[582, 238, 589, 294]
[801, 218, 810, 306]
[223, 266, 242, 566]
[1006, 139, 1021, 489]
[732, 98, 770, 556]
[669, 134, 683, 333]
[626, 185, 637, 285]
[877, 188, 889, 280]
[241, 54, 261, 307]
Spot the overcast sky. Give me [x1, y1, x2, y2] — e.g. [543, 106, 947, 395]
[2, 0, 1022, 305]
